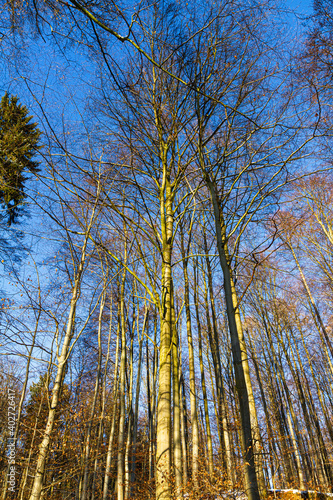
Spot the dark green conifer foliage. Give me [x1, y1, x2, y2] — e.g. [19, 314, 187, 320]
[0, 93, 41, 224]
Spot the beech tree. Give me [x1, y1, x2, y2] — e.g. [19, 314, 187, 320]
[1, 1, 333, 500]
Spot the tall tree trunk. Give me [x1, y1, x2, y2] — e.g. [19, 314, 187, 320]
[156, 174, 173, 500]
[125, 303, 135, 500]
[289, 326, 333, 488]
[294, 319, 333, 486]
[102, 303, 121, 500]
[206, 178, 262, 500]
[19, 393, 44, 500]
[247, 334, 277, 489]
[148, 311, 159, 482]
[172, 291, 182, 499]
[28, 230, 91, 500]
[286, 240, 333, 365]
[180, 228, 199, 490]
[81, 290, 106, 500]
[2, 302, 41, 500]
[179, 372, 189, 488]
[146, 337, 155, 481]
[203, 232, 234, 486]
[91, 292, 113, 500]
[117, 262, 128, 500]
[194, 258, 214, 476]
[194, 260, 214, 476]
[131, 306, 149, 491]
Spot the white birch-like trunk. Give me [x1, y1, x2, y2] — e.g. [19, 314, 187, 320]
[28, 232, 90, 500]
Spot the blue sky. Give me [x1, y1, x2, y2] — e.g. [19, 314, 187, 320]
[0, 0, 318, 373]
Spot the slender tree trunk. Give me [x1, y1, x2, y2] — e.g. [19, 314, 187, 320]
[180, 229, 199, 490]
[2, 304, 41, 500]
[206, 178, 262, 500]
[19, 394, 44, 499]
[91, 292, 113, 500]
[117, 262, 128, 500]
[81, 290, 106, 500]
[264, 318, 306, 490]
[146, 337, 155, 481]
[286, 239, 333, 367]
[125, 306, 135, 500]
[285, 409, 306, 490]
[282, 327, 321, 487]
[130, 306, 149, 491]
[148, 311, 159, 482]
[179, 372, 188, 488]
[289, 325, 333, 488]
[247, 335, 277, 489]
[294, 319, 333, 486]
[194, 258, 214, 477]
[29, 231, 91, 500]
[102, 305, 121, 500]
[203, 232, 234, 485]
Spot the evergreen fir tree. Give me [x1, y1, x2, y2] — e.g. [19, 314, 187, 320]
[0, 93, 41, 224]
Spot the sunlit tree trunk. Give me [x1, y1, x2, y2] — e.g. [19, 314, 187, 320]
[286, 409, 306, 490]
[28, 226, 93, 500]
[2, 297, 41, 500]
[180, 228, 199, 490]
[156, 172, 173, 500]
[206, 177, 262, 500]
[179, 371, 188, 488]
[102, 303, 121, 500]
[203, 230, 234, 486]
[125, 303, 135, 500]
[295, 318, 333, 485]
[247, 334, 277, 488]
[117, 257, 128, 500]
[288, 325, 333, 487]
[286, 239, 333, 370]
[91, 292, 113, 500]
[194, 258, 214, 476]
[146, 336, 155, 481]
[172, 287, 182, 499]
[131, 306, 149, 491]
[19, 393, 44, 500]
[81, 289, 106, 500]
